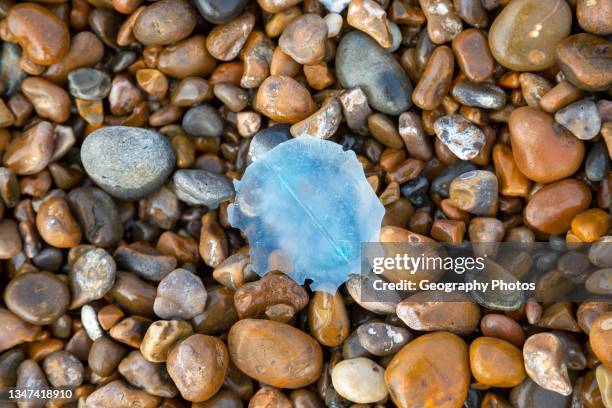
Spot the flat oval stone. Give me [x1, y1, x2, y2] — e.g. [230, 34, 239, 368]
[81, 126, 175, 201]
[0, 308, 41, 353]
[449, 170, 498, 216]
[36, 198, 82, 249]
[166, 334, 229, 402]
[0, 219, 21, 260]
[228, 319, 323, 389]
[480, 314, 525, 347]
[577, 0, 612, 35]
[412, 45, 454, 111]
[488, 0, 571, 71]
[279, 14, 327, 65]
[470, 337, 526, 388]
[523, 333, 572, 396]
[193, 0, 248, 23]
[86, 380, 160, 408]
[67, 187, 123, 248]
[171, 169, 234, 208]
[451, 80, 507, 110]
[105, 271, 156, 317]
[556, 33, 612, 92]
[308, 291, 350, 347]
[206, 12, 255, 62]
[67, 68, 111, 100]
[331, 357, 388, 404]
[384, 331, 469, 408]
[154, 268, 207, 320]
[4, 271, 69, 325]
[158, 35, 217, 79]
[118, 350, 177, 398]
[554, 99, 602, 140]
[336, 31, 412, 115]
[433, 114, 486, 161]
[42, 351, 84, 388]
[524, 179, 591, 235]
[509, 107, 585, 184]
[7, 3, 70, 65]
[254, 75, 316, 123]
[133, 0, 197, 45]
[182, 104, 223, 137]
[69, 248, 116, 309]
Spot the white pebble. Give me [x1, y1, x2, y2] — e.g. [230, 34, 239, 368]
[331, 357, 388, 403]
[324, 13, 343, 38]
[81, 305, 104, 341]
[320, 0, 352, 13]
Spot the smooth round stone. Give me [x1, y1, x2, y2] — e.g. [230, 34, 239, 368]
[191, 286, 238, 336]
[154, 269, 207, 320]
[510, 378, 571, 408]
[86, 380, 160, 408]
[4, 272, 69, 325]
[524, 179, 592, 235]
[6, 3, 70, 65]
[556, 34, 612, 92]
[106, 271, 156, 317]
[452, 28, 495, 83]
[554, 99, 602, 141]
[433, 114, 486, 161]
[356, 322, 411, 356]
[67, 187, 123, 248]
[228, 319, 323, 388]
[586, 269, 612, 295]
[480, 314, 525, 347]
[81, 126, 175, 201]
[432, 163, 477, 198]
[577, 0, 612, 35]
[2, 121, 54, 176]
[279, 14, 327, 65]
[523, 333, 572, 396]
[171, 169, 234, 208]
[133, 0, 197, 45]
[249, 387, 292, 407]
[308, 291, 350, 347]
[21, 77, 70, 123]
[488, 0, 571, 71]
[590, 312, 612, 366]
[193, 0, 248, 23]
[182, 104, 223, 137]
[89, 336, 127, 376]
[331, 358, 388, 404]
[254, 75, 316, 124]
[509, 107, 585, 184]
[42, 351, 84, 388]
[69, 248, 116, 309]
[36, 197, 82, 248]
[470, 337, 526, 388]
[140, 320, 193, 363]
[412, 45, 454, 111]
[247, 124, 291, 165]
[114, 244, 177, 282]
[451, 81, 507, 110]
[158, 35, 217, 79]
[67, 68, 111, 101]
[16, 360, 49, 406]
[571, 208, 610, 243]
[166, 334, 229, 402]
[586, 140, 610, 182]
[384, 331, 469, 408]
[118, 351, 177, 398]
[449, 170, 498, 216]
[336, 31, 412, 115]
[590, 236, 612, 268]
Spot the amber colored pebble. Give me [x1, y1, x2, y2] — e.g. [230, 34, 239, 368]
[132, 0, 196, 46]
[86, 380, 160, 408]
[199, 212, 228, 268]
[412, 46, 454, 110]
[509, 107, 584, 184]
[70, 0, 92, 30]
[470, 337, 526, 387]
[581, 369, 604, 408]
[570, 209, 610, 243]
[109, 316, 151, 348]
[270, 47, 300, 77]
[384, 331, 469, 408]
[389, 0, 425, 25]
[156, 231, 198, 264]
[36, 198, 82, 248]
[97, 304, 124, 331]
[347, 0, 392, 48]
[367, 113, 403, 149]
[257, 0, 301, 13]
[523, 332, 572, 396]
[228, 319, 323, 389]
[525, 179, 592, 235]
[25, 338, 64, 362]
[440, 199, 470, 222]
[158, 35, 217, 79]
[265, 7, 301, 38]
[419, 0, 462, 44]
[430, 219, 465, 243]
[492, 144, 531, 197]
[140, 320, 193, 363]
[519, 73, 552, 108]
[112, 0, 143, 14]
[451, 28, 494, 83]
[206, 11, 255, 61]
[21, 77, 71, 123]
[303, 62, 335, 91]
[0, 308, 42, 353]
[19, 171, 51, 198]
[166, 334, 229, 402]
[136, 69, 168, 100]
[308, 291, 350, 347]
[480, 314, 525, 347]
[43, 31, 105, 84]
[116, 5, 145, 46]
[590, 312, 612, 366]
[240, 31, 274, 88]
[537, 302, 580, 332]
[7, 3, 70, 65]
[539, 81, 582, 114]
[278, 14, 327, 65]
[254, 75, 316, 124]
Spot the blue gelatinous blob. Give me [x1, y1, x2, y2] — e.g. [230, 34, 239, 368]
[228, 137, 384, 293]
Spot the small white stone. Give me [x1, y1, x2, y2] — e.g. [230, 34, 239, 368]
[331, 357, 388, 403]
[320, 0, 352, 13]
[81, 305, 104, 341]
[324, 13, 343, 38]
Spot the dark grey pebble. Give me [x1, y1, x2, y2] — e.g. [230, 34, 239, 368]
[247, 124, 291, 165]
[586, 140, 610, 182]
[193, 0, 248, 23]
[336, 31, 413, 115]
[67, 187, 123, 248]
[451, 80, 507, 110]
[182, 104, 224, 138]
[432, 162, 477, 197]
[67, 68, 111, 100]
[171, 169, 235, 208]
[80, 126, 175, 201]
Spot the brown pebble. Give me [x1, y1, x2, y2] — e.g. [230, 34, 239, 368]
[109, 316, 151, 348]
[88, 336, 128, 377]
[556, 33, 612, 92]
[166, 334, 229, 402]
[43, 31, 105, 84]
[206, 12, 256, 61]
[36, 198, 82, 248]
[257, 0, 301, 13]
[0, 219, 22, 259]
[418, 0, 462, 44]
[153, 268, 207, 320]
[0, 308, 42, 352]
[577, 0, 612, 35]
[480, 314, 525, 347]
[86, 380, 160, 408]
[451, 28, 494, 83]
[539, 81, 583, 114]
[118, 350, 177, 398]
[133, 0, 196, 46]
[192, 286, 239, 336]
[228, 319, 323, 389]
[97, 304, 124, 331]
[158, 35, 217, 79]
[240, 31, 275, 88]
[290, 96, 342, 139]
[347, 0, 392, 48]
[270, 46, 301, 77]
[523, 333, 572, 396]
[279, 13, 327, 65]
[469, 337, 526, 387]
[265, 7, 301, 38]
[254, 75, 316, 124]
[308, 290, 350, 347]
[140, 320, 193, 363]
[7, 3, 70, 65]
[492, 144, 531, 197]
[21, 77, 70, 123]
[105, 271, 157, 317]
[590, 312, 612, 366]
[412, 46, 454, 110]
[398, 111, 433, 160]
[199, 212, 229, 268]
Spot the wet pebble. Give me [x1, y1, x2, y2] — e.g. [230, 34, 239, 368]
[86, 380, 160, 408]
[469, 337, 526, 387]
[254, 75, 316, 123]
[554, 99, 602, 141]
[67, 187, 123, 247]
[331, 357, 388, 404]
[158, 35, 217, 79]
[21, 77, 71, 123]
[118, 350, 177, 398]
[308, 291, 350, 347]
[194, 0, 248, 23]
[346, 0, 392, 48]
[69, 248, 116, 309]
[182, 104, 223, 137]
[449, 170, 498, 216]
[523, 333, 572, 396]
[140, 320, 193, 363]
[418, 0, 462, 44]
[36, 197, 82, 248]
[433, 114, 486, 161]
[279, 13, 327, 65]
[451, 80, 507, 110]
[356, 322, 411, 356]
[133, 0, 197, 46]
[81, 126, 175, 201]
[412, 45, 454, 111]
[67, 68, 111, 100]
[556, 33, 612, 92]
[590, 312, 612, 366]
[153, 268, 207, 320]
[247, 124, 291, 164]
[2, 121, 54, 176]
[480, 314, 525, 347]
[171, 169, 234, 208]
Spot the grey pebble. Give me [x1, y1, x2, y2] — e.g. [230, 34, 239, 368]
[154, 268, 207, 320]
[81, 126, 175, 201]
[451, 80, 507, 110]
[69, 248, 116, 309]
[356, 322, 412, 356]
[171, 169, 235, 208]
[433, 114, 486, 160]
[67, 68, 111, 101]
[182, 104, 224, 137]
[555, 99, 602, 140]
[247, 124, 291, 165]
[336, 31, 413, 116]
[585, 140, 610, 182]
[193, 0, 247, 24]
